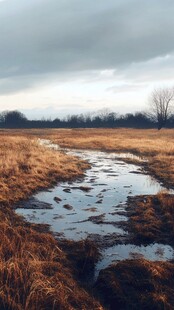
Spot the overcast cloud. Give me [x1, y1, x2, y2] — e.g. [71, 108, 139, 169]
[0, 0, 174, 116]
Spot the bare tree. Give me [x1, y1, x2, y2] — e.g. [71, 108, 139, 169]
[148, 86, 174, 130]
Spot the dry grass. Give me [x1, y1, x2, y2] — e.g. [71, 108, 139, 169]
[0, 136, 89, 205]
[1, 128, 174, 187]
[40, 128, 174, 188]
[0, 129, 174, 309]
[95, 259, 174, 310]
[59, 239, 101, 279]
[125, 193, 174, 245]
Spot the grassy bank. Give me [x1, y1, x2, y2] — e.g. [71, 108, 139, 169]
[0, 136, 89, 205]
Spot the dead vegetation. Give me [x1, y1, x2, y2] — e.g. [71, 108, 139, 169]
[39, 128, 174, 189]
[125, 193, 174, 245]
[0, 136, 89, 205]
[59, 239, 101, 279]
[95, 259, 174, 310]
[1, 128, 174, 188]
[0, 129, 174, 309]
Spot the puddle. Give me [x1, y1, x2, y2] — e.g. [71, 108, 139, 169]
[95, 243, 174, 279]
[16, 141, 173, 276]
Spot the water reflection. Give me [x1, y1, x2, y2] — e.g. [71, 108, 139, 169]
[16, 143, 173, 274]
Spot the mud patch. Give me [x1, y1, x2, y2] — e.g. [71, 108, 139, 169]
[17, 198, 53, 209]
[83, 207, 98, 212]
[54, 196, 62, 203]
[63, 204, 73, 210]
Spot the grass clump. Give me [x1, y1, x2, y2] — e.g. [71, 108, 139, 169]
[95, 259, 174, 310]
[126, 193, 174, 245]
[59, 239, 101, 278]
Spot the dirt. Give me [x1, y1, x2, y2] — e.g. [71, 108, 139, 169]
[63, 204, 73, 210]
[54, 196, 62, 203]
[16, 198, 53, 209]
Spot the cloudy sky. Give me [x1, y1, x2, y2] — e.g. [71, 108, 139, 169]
[0, 0, 174, 119]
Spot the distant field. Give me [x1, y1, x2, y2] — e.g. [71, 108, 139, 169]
[47, 128, 174, 188]
[3, 128, 173, 188]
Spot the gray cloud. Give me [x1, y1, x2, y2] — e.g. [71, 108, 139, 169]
[0, 0, 174, 93]
[107, 83, 148, 93]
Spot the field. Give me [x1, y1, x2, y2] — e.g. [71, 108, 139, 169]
[0, 128, 174, 309]
[3, 128, 173, 187]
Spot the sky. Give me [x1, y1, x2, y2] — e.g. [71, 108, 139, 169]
[0, 0, 174, 119]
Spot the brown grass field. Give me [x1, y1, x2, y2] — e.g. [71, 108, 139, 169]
[2, 128, 173, 187]
[46, 128, 174, 188]
[0, 136, 89, 205]
[0, 128, 174, 309]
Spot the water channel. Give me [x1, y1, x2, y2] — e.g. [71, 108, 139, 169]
[16, 141, 174, 277]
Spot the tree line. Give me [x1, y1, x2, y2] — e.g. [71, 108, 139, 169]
[0, 86, 174, 129]
[0, 109, 174, 129]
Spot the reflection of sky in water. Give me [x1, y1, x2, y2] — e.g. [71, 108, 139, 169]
[95, 243, 174, 279]
[17, 149, 165, 240]
[16, 146, 173, 272]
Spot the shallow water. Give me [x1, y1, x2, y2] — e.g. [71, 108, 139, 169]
[95, 243, 174, 279]
[16, 143, 174, 273]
